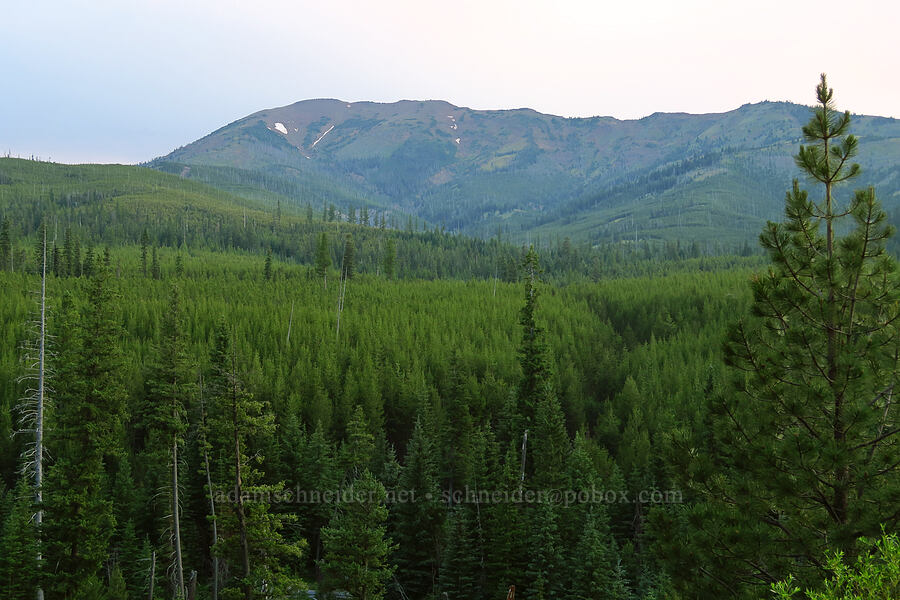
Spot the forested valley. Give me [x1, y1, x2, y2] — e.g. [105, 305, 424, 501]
[0, 77, 897, 600]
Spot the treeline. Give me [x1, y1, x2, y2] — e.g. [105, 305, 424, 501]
[0, 155, 762, 284]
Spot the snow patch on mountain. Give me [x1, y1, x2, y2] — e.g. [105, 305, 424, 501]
[312, 124, 335, 148]
[273, 122, 288, 135]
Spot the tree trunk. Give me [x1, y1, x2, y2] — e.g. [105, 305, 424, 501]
[35, 226, 46, 600]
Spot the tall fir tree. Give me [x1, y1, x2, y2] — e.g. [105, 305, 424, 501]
[140, 228, 150, 277]
[393, 414, 445, 600]
[0, 477, 41, 600]
[518, 246, 552, 430]
[341, 234, 356, 281]
[142, 284, 194, 598]
[207, 323, 304, 600]
[151, 245, 161, 280]
[263, 249, 273, 281]
[382, 238, 396, 280]
[315, 232, 331, 289]
[0, 215, 11, 271]
[44, 262, 127, 598]
[320, 468, 395, 600]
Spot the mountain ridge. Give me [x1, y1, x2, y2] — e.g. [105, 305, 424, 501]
[150, 98, 900, 244]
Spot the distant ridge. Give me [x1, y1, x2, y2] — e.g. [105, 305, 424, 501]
[150, 99, 900, 244]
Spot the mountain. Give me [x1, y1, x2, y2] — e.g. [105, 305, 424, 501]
[150, 99, 900, 244]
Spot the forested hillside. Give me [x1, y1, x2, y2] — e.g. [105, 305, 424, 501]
[149, 99, 900, 245]
[1, 76, 898, 600]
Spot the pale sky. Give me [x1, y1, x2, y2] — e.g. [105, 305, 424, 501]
[2, 0, 898, 164]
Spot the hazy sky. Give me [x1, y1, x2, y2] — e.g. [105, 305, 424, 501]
[3, 0, 898, 164]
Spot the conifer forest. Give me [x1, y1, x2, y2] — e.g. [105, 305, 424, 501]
[1, 77, 898, 600]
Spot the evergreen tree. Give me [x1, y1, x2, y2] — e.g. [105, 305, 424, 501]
[51, 243, 60, 278]
[62, 226, 73, 277]
[0, 215, 11, 271]
[151, 245, 160, 280]
[140, 228, 150, 277]
[382, 238, 396, 280]
[82, 244, 95, 278]
[293, 422, 338, 579]
[263, 249, 273, 281]
[341, 405, 375, 478]
[315, 232, 330, 288]
[207, 323, 304, 599]
[341, 234, 356, 281]
[142, 284, 194, 598]
[44, 264, 127, 598]
[664, 75, 900, 596]
[320, 469, 395, 600]
[531, 382, 569, 489]
[393, 415, 445, 600]
[569, 507, 620, 600]
[525, 500, 562, 600]
[518, 246, 552, 428]
[72, 235, 81, 277]
[0, 478, 40, 600]
[175, 252, 184, 277]
[440, 503, 482, 600]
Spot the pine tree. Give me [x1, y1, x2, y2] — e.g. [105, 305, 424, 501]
[82, 244, 95, 278]
[51, 243, 60, 278]
[151, 245, 160, 280]
[0, 478, 41, 600]
[393, 415, 445, 600]
[666, 75, 900, 595]
[341, 234, 356, 281]
[175, 252, 184, 277]
[0, 215, 11, 271]
[320, 469, 395, 600]
[44, 264, 127, 598]
[524, 499, 562, 600]
[263, 249, 273, 281]
[142, 284, 194, 598]
[569, 507, 619, 600]
[518, 246, 552, 429]
[62, 226, 73, 277]
[440, 503, 483, 600]
[315, 232, 330, 289]
[341, 405, 375, 478]
[382, 238, 396, 280]
[531, 382, 570, 490]
[207, 323, 304, 599]
[140, 228, 150, 277]
[293, 422, 338, 578]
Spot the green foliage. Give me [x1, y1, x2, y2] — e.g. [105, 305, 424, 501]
[320, 469, 396, 600]
[44, 264, 127, 598]
[342, 234, 356, 280]
[206, 323, 305, 599]
[392, 414, 445, 599]
[0, 477, 40, 600]
[659, 76, 900, 597]
[263, 248, 273, 281]
[383, 237, 396, 280]
[772, 531, 900, 600]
